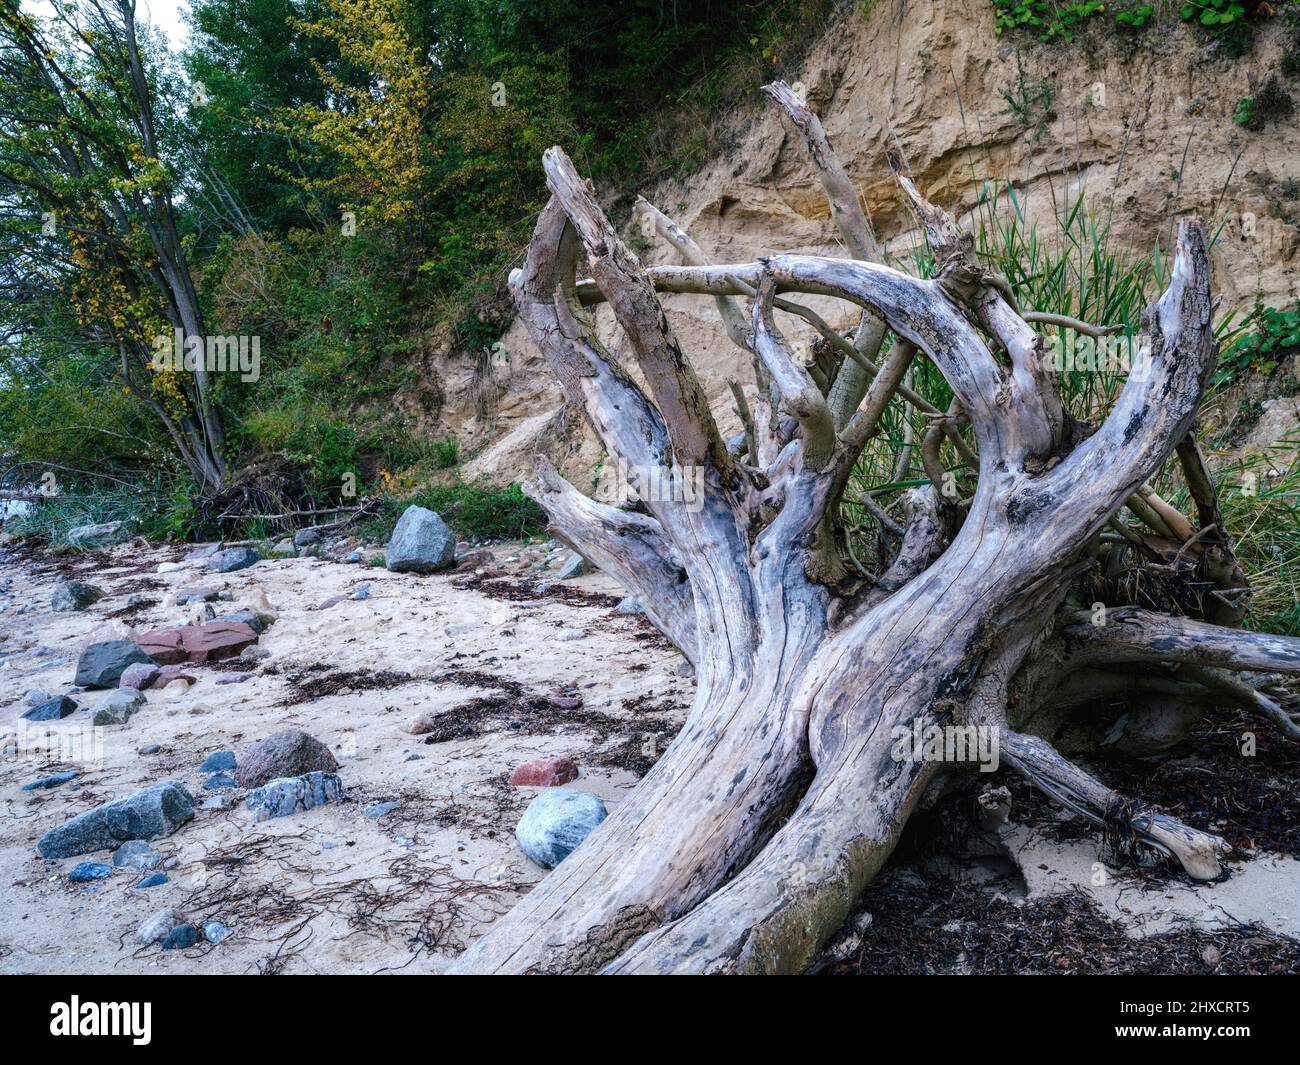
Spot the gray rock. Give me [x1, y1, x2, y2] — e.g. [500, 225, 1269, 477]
[556, 553, 593, 580]
[162, 924, 199, 950]
[52, 581, 105, 612]
[91, 687, 146, 726]
[363, 800, 401, 819]
[23, 688, 52, 707]
[349, 583, 371, 601]
[294, 528, 321, 548]
[175, 586, 220, 605]
[239, 645, 271, 663]
[208, 546, 261, 573]
[136, 907, 182, 945]
[199, 750, 236, 773]
[36, 780, 195, 859]
[236, 729, 338, 788]
[615, 595, 644, 615]
[21, 695, 77, 721]
[74, 640, 155, 688]
[137, 872, 167, 888]
[385, 505, 455, 573]
[515, 789, 608, 869]
[65, 520, 134, 549]
[244, 771, 343, 822]
[203, 772, 237, 790]
[112, 840, 163, 871]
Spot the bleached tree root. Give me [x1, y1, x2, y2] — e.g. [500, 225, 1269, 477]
[450, 86, 1300, 973]
[999, 731, 1231, 881]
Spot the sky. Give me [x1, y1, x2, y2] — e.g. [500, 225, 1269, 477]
[24, 0, 193, 49]
[137, 0, 192, 47]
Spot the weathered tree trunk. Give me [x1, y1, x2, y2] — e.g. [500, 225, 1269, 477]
[451, 85, 1300, 974]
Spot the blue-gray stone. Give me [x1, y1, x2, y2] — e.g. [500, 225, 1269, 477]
[199, 750, 237, 773]
[21, 695, 77, 721]
[137, 872, 167, 888]
[212, 609, 267, 634]
[162, 924, 199, 950]
[515, 789, 608, 869]
[556, 553, 593, 580]
[208, 547, 261, 573]
[349, 583, 371, 600]
[36, 780, 195, 859]
[363, 800, 401, 819]
[203, 772, 237, 790]
[74, 640, 155, 688]
[112, 840, 162, 870]
[203, 921, 229, 944]
[244, 771, 343, 822]
[21, 771, 78, 791]
[385, 506, 455, 573]
[68, 861, 112, 883]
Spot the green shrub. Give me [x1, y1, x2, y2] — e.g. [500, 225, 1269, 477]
[361, 480, 545, 543]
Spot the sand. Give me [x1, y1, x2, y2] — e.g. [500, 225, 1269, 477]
[0, 539, 688, 974]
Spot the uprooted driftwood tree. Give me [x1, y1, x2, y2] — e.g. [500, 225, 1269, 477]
[452, 82, 1300, 974]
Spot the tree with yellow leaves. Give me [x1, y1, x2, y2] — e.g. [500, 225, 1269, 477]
[273, 0, 431, 229]
[0, 0, 228, 489]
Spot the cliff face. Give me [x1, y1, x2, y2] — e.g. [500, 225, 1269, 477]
[427, 1, 1300, 485]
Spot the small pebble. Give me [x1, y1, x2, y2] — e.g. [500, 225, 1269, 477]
[68, 861, 112, 883]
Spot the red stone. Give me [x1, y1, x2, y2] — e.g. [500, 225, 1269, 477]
[134, 621, 258, 664]
[509, 756, 579, 788]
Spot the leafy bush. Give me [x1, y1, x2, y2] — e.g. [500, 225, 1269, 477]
[1181, 0, 1247, 29]
[1216, 303, 1300, 385]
